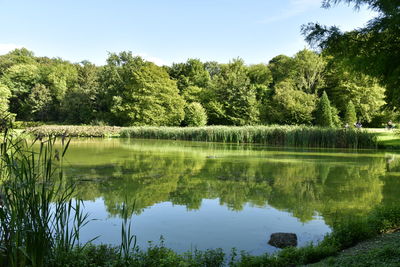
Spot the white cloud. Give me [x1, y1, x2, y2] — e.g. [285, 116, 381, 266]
[133, 52, 169, 66]
[259, 0, 321, 24]
[0, 43, 23, 55]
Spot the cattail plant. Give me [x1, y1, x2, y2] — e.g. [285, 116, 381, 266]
[120, 126, 377, 149]
[0, 129, 87, 267]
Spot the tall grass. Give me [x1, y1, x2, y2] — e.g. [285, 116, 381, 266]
[0, 129, 140, 266]
[120, 126, 378, 149]
[26, 125, 378, 148]
[0, 130, 87, 267]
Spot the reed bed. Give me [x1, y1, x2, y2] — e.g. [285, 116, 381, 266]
[0, 131, 82, 266]
[27, 125, 122, 138]
[0, 131, 135, 266]
[120, 126, 378, 149]
[26, 125, 378, 148]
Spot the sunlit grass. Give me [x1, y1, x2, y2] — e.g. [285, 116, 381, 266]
[374, 130, 400, 148]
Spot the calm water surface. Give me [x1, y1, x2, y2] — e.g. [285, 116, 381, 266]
[61, 138, 400, 255]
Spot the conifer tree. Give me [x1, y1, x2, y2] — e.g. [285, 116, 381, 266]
[315, 91, 333, 127]
[344, 100, 357, 126]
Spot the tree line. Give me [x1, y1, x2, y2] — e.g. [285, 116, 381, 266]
[0, 0, 397, 128]
[0, 48, 391, 128]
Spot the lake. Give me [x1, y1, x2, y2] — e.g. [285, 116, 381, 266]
[61, 138, 400, 255]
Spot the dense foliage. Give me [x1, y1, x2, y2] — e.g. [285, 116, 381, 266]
[0, 46, 392, 127]
[303, 0, 399, 111]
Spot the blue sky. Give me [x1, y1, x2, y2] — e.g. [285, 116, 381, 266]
[0, 0, 377, 66]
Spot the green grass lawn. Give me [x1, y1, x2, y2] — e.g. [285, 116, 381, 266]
[368, 128, 400, 148]
[309, 231, 400, 267]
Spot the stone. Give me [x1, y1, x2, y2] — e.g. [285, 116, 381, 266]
[268, 232, 298, 248]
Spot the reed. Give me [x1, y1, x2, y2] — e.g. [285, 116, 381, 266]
[120, 125, 378, 149]
[0, 129, 139, 266]
[0, 130, 86, 267]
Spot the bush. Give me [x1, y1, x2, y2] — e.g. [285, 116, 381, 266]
[26, 125, 122, 137]
[368, 205, 400, 233]
[184, 102, 208, 127]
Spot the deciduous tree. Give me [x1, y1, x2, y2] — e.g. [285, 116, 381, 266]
[206, 59, 259, 125]
[303, 0, 399, 108]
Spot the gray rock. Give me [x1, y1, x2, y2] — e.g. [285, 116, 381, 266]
[268, 232, 298, 248]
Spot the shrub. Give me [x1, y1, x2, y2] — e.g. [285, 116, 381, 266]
[184, 102, 208, 127]
[26, 125, 122, 137]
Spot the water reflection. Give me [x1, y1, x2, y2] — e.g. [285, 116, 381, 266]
[59, 138, 400, 254]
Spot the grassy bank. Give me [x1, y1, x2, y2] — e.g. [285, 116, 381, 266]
[374, 130, 400, 149]
[26, 125, 378, 149]
[309, 231, 400, 266]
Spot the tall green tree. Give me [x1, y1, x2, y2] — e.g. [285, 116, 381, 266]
[98, 52, 146, 123]
[184, 102, 208, 127]
[0, 48, 36, 75]
[168, 59, 210, 91]
[27, 84, 52, 121]
[292, 49, 326, 94]
[265, 51, 325, 124]
[344, 100, 357, 125]
[247, 64, 273, 102]
[324, 60, 386, 123]
[100, 52, 185, 126]
[331, 106, 342, 127]
[0, 63, 40, 119]
[268, 55, 294, 85]
[61, 61, 100, 124]
[0, 82, 11, 114]
[267, 79, 316, 125]
[168, 59, 211, 105]
[315, 91, 333, 127]
[206, 59, 259, 125]
[268, 50, 326, 94]
[303, 0, 399, 108]
[204, 61, 222, 78]
[36, 59, 78, 121]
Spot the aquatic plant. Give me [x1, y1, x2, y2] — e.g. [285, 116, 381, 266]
[0, 129, 86, 266]
[120, 125, 377, 149]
